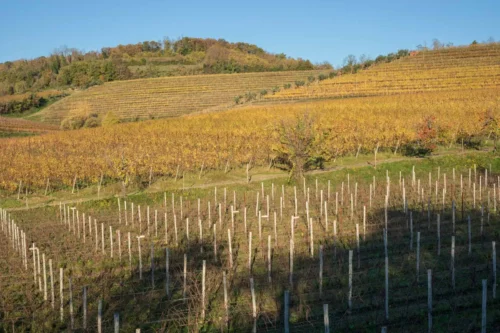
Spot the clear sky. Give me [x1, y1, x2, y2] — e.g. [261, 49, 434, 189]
[1, 0, 498, 67]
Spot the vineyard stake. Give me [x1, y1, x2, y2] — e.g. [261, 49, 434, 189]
[228, 229, 233, 269]
[384, 229, 389, 320]
[284, 290, 290, 333]
[137, 235, 145, 280]
[451, 236, 455, 290]
[417, 232, 421, 282]
[98, 299, 102, 333]
[493, 241, 497, 299]
[165, 248, 170, 298]
[151, 243, 155, 289]
[183, 253, 187, 300]
[323, 304, 330, 333]
[59, 268, 64, 322]
[202, 260, 206, 319]
[250, 277, 257, 331]
[114, 313, 120, 333]
[348, 250, 353, 311]
[69, 277, 74, 330]
[428, 269, 432, 333]
[49, 259, 54, 309]
[319, 245, 323, 298]
[83, 286, 87, 329]
[223, 271, 229, 327]
[482, 279, 487, 333]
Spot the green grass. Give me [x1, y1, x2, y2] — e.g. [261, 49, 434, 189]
[0, 130, 36, 138]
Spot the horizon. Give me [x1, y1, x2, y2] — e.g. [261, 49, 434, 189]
[1, 0, 499, 68]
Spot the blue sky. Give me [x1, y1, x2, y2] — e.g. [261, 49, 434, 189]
[1, 0, 498, 67]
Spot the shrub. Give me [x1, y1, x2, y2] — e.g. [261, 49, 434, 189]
[234, 95, 242, 104]
[283, 83, 292, 89]
[295, 80, 305, 87]
[102, 111, 120, 127]
[318, 74, 328, 81]
[260, 89, 268, 97]
[307, 76, 315, 83]
[84, 117, 100, 128]
[245, 91, 257, 102]
[60, 116, 86, 130]
[328, 71, 338, 79]
[272, 86, 280, 94]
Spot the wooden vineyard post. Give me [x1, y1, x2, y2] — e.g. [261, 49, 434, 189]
[183, 253, 187, 301]
[410, 211, 413, 250]
[49, 259, 54, 309]
[222, 271, 229, 328]
[452, 200, 456, 234]
[43, 253, 47, 301]
[289, 238, 294, 288]
[250, 277, 257, 333]
[267, 235, 272, 283]
[323, 304, 330, 333]
[248, 232, 252, 272]
[117, 230, 122, 262]
[451, 236, 455, 290]
[98, 299, 102, 333]
[493, 241, 497, 299]
[384, 229, 389, 320]
[69, 277, 74, 330]
[468, 215, 472, 255]
[101, 223, 105, 255]
[151, 243, 155, 289]
[318, 244, 324, 298]
[482, 279, 487, 333]
[137, 236, 145, 280]
[60, 268, 64, 322]
[83, 286, 87, 330]
[310, 218, 314, 258]
[437, 214, 441, 256]
[356, 224, 360, 269]
[348, 250, 353, 311]
[114, 313, 120, 333]
[128, 232, 132, 271]
[428, 269, 432, 333]
[213, 223, 217, 261]
[110, 226, 114, 258]
[202, 260, 206, 319]
[228, 229, 233, 269]
[417, 232, 421, 282]
[284, 290, 290, 333]
[165, 248, 170, 298]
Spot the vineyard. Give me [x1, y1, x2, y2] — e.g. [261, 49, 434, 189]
[264, 43, 500, 101]
[0, 87, 497, 191]
[31, 70, 326, 125]
[1, 155, 499, 332]
[0, 117, 59, 137]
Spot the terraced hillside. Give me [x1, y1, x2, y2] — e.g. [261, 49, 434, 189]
[264, 43, 500, 101]
[0, 117, 59, 137]
[32, 70, 326, 125]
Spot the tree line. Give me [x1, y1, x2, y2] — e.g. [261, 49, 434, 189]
[0, 37, 330, 96]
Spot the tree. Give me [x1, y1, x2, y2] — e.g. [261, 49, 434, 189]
[272, 113, 324, 181]
[432, 39, 444, 50]
[343, 55, 357, 74]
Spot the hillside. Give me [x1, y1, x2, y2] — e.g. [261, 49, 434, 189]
[263, 43, 500, 102]
[0, 116, 59, 137]
[0, 37, 326, 97]
[30, 70, 328, 125]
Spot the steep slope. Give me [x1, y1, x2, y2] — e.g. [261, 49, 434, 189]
[264, 43, 500, 101]
[31, 70, 327, 124]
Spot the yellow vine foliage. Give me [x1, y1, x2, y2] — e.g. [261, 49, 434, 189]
[0, 88, 497, 191]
